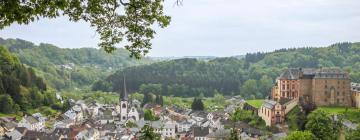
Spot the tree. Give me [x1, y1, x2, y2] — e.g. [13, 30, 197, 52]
[213, 91, 225, 105]
[240, 79, 260, 99]
[138, 123, 161, 140]
[346, 125, 360, 140]
[229, 128, 240, 140]
[0, 0, 171, 58]
[142, 92, 154, 106]
[0, 94, 15, 113]
[144, 109, 158, 121]
[191, 98, 204, 111]
[285, 131, 317, 140]
[305, 109, 339, 140]
[155, 95, 163, 106]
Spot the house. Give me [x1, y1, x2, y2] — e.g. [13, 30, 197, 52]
[205, 129, 230, 140]
[53, 119, 74, 128]
[192, 127, 209, 140]
[177, 120, 193, 132]
[63, 105, 84, 122]
[4, 129, 23, 140]
[136, 120, 176, 139]
[17, 115, 44, 131]
[87, 101, 101, 118]
[258, 100, 285, 126]
[0, 117, 17, 132]
[75, 128, 100, 140]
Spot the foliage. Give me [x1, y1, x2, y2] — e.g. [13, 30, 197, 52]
[231, 108, 253, 123]
[191, 98, 204, 111]
[229, 128, 240, 140]
[0, 0, 171, 58]
[346, 125, 360, 140]
[305, 109, 340, 140]
[286, 106, 307, 131]
[125, 121, 138, 128]
[139, 124, 161, 140]
[62, 90, 119, 104]
[0, 94, 18, 114]
[0, 38, 152, 90]
[285, 131, 317, 140]
[97, 42, 360, 98]
[0, 46, 63, 114]
[144, 109, 158, 121]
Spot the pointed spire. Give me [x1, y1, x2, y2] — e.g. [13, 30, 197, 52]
[121, 73, 128, 101]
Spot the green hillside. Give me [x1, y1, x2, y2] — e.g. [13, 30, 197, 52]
[0, 38, 152, 90]
[94, 42, 360, 99]
[0, 46, 61, 114]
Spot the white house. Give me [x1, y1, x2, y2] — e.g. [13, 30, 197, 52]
[18, 115, 44, 131]
[177, 120, 193, 132]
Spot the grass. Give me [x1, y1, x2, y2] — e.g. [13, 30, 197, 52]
[0, 113, 22, 120]
[246, 99, 264, 108]
[317, 107, 360, 123]
[317, 107, 358, 114]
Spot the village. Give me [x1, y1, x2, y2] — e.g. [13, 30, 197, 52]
[1, 68, 360, 140]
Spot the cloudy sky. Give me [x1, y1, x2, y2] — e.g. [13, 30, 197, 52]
[1, 0, 359, 57]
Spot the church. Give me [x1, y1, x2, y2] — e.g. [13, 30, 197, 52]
[117, 76, 140, 122]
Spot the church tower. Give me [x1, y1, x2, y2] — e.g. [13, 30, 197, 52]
[120, 75, 128, 122]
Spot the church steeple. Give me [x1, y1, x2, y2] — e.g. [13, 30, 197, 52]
[121, 74, 128, 101]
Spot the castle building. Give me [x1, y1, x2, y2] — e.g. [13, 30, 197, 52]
[272, 68, 352, 107]
[261, 68, 357, 126]
[119, 76, 140, 122]
[351, 82, 360, 108]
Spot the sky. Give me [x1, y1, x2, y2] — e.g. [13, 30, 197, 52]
[0, 0, 360, 57]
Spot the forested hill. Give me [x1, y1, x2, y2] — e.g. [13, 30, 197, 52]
[93, 42, 360, 99]
[0, 46, 59, 114]
[0, 38, 152, 89]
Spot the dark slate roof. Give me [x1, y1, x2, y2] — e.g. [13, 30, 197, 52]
[120, 75, 128, 101]
[278, 68, 301, 80]
[314, 68, 348, 79]
[193, 127, 209, 137]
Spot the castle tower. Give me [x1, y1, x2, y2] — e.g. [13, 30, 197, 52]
[120, 75, 128, 122]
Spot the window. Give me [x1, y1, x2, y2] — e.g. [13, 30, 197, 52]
[287, 84, 289, 89]
[337, 99, 339, 103]
[122, 103, 126, 108]
[282, 85, 285, 90]
[292, 85, 295, 89]
[337, 92, 339, 96]
[324, 99, 327, 102]
[325, 85, 328, 88]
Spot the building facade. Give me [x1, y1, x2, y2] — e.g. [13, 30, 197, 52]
[351, 83, 360, 108]
[272, 68, 352, 107]
[258, 100, 285, 126]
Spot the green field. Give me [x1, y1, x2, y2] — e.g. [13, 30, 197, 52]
[246, 99, 264, 108]
[317, 107, 359, 114]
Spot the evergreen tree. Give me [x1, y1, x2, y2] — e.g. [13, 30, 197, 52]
[0, 94, 15, 113]
[191, 98, 204, 111]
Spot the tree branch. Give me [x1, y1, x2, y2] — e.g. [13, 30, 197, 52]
[119, 0, 129, 6]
